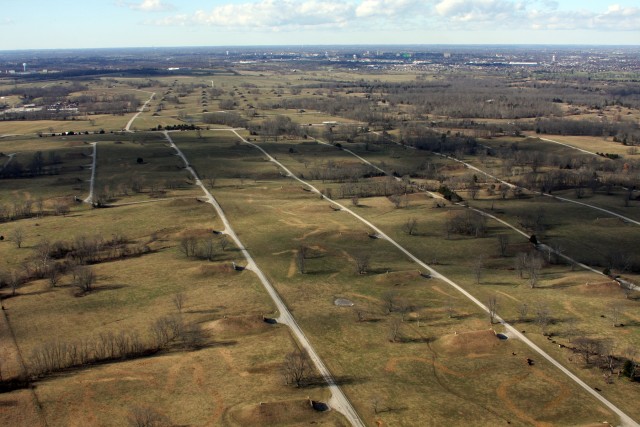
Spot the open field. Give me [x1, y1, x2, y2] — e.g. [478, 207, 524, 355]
[2, 66, 639, 426]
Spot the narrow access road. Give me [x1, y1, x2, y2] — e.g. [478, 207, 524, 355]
[163, 131, 365, 427]
[317, 137, 634, 289]
[1, 153, 16, 171]
[232, 130, 639, 427]
[125, 91, 155, 132]
[83, 142, 98, 204]
[376, 132, 640, 227]
[536, 136, 600, 157]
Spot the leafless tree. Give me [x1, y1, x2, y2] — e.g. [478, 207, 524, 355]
[9, 271, 20, 296]
[534, 303, 552, 335]
[72, 266, 96, 294]
[218, 236, 230, 252]
[354, 252, 370, 275]
[11, 227, 24, 249]
[487, 295, 498, 324]
[173, 292, 186, 313]
[179, 236, 198, 257]
[402, 217, 418, 236]
[47, 264, 61, 288]
[445, 297, 456, 319]
[282, 348, 311, 388]
[526, 253, 544, 288]
[296, 245, 308, 274]
[127, 406, 171, 427]
[517, 303, 529, 322]
[473, 257, 484, 285]
[610, 303, 622, 327]
[497, 234, 509, 257]
[206, 176, 216, 189]
[201, 237, 216, 261]
[388, 318, 402, 342]
[388, 193, 407, 208]
[573, 336, 602, 366]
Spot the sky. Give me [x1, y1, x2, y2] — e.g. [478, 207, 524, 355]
[1, 0, 639, 50]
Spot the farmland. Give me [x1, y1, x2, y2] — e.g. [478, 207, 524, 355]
[1, 48, 639, 426]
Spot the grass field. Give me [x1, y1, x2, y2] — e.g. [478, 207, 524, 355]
[1, 71, 639, 426]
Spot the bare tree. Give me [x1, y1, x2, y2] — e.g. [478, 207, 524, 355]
[354, 252, 370, 275]
[219, 236, 230, 252]
[497, 234, 509, 257]
[610, 303, 622, 327]
[9, 271, 20, 296]
[127, 406, 171, 427]
[473, 257, 484, 285]
[526, 253, 544, 288]
[534, 303, 552, 335]
[487, 295, 498, 324]
[72, 266, 96, 294]
[517, 303, 529, 322]
[573, 336, 602, 366]
[206, 176, 216, 189]
[11, 228, 25, 249]
[47, 264, 61, 288]
[388, 318, 402, 342]
[173, 292, 186, 313]
[282, 348, 311, 388]
[515, 252, 528, 278]
[620, 281, 634, 300]
[402, 217, 418, 236]
[445, 297, 456, 319]
[296, 245, 308, 274]
[179, 236, 198, 258]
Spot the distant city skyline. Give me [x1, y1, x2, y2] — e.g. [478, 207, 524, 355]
[1, 0, 639, 50]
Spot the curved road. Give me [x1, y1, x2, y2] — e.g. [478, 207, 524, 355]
[231, 130, 638, 427]
[163, 131, 365, 427]
[125, 91, 155, 132]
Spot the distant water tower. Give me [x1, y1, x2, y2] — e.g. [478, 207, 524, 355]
[22, 63, 27, 72]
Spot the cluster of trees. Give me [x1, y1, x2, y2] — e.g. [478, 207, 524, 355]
[179, 234, 231, 261]
[0, 83, 87, 104]
[337, 177, 410, 199]
[202, 111, 248, 128]
[0, 196, 71, 223]
[301, 160, 380, 183]
[0, 151, 62, 179]
[445, 210, 487, 238]
[27, 314, 203, 378]
[527, 117, 639, 143]
[0, 234, 151, 296]
[248, 115, 302, 142]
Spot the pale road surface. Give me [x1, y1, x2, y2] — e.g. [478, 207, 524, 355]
[163, 131, 365, 427]
[1, 152, 16, 171]
[321, 136, 636, 289]
[537, 136, 601, 157]
[374, 131, 640, 227]
[231, 130, 638, 427]
[125, 91, 155, 132]
[83, 142, 98, 204]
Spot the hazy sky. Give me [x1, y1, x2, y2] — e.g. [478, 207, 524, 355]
[1, 0, 639, 50]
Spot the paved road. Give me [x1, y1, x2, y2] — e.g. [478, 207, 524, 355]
[536, 136, 600, 157]
[83, 142, 98, 204]
[164, 131, 365, 427]
[232, 130, 638, 427]
[125, 91, 155, 132]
